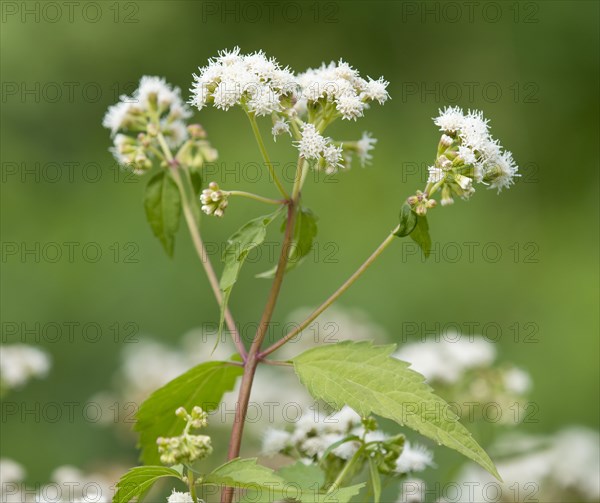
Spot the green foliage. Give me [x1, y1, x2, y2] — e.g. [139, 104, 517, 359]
[204, 458, 363, 503]
[113, 466, 182, 503]
[143, 171, 182, 257]
[219, 209, 283, 333]
[368, 457, 381, 503]
[394, 204, 431, 258]
[256, 206, 318, 279]
[134, 361, 242, 465]
[278, 462, 325, 491]
[394, 203, 417, 237]
[292, 341, 500, 479]
[410, 214, 432, 258]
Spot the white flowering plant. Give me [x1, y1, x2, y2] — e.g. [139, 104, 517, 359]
[103, 48, 519, 503]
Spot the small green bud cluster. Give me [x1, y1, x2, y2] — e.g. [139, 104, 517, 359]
[157, 406, 213, 465]
[407, 191, 437, 216]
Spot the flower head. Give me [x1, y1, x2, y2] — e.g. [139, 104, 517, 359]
[200, 182, 229, 217]
[429, 107, 519, 197]
[297, 60, 389, 120]
[167, 490, 195, 503]
[190, 47, 297, 116]
[394, 442, 435, 474]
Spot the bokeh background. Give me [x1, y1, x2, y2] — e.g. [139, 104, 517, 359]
[1, 0, 598, 500]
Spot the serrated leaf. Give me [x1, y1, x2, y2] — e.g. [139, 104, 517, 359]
[134, 361, 242, 465]
[113, 466, 182, 503]
[410, 214, 432, 258]
[209, 459, 363, 503]
[218, 209, 282, 334]
[143, 171, 181, 257]
[278, 462, 325, 491]
[394, 204, 417, 237]
[292, 341, 500, 479]
[256, 206, 318, 279]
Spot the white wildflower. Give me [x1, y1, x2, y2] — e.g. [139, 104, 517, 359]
[297, 123, 327, 160]
[0, 458, 25, 485]
[325, 405, 362, 433]
[427, 166, 445, 184]
[395, 442, 434, 474]
[297, 60, 388, 120]
[361, 77, 390, 104]
[503, 367, 533, 395]
[0, 344, 51, 390]
[432, 107, 519, 193]
[262, 428, 292, 456]
[190, 47, 297, 116]
[167, 490, 195, 503]
[271, 119, 291, 140]
[322, 143, 344, 172]
[102, 100, 141, 136]
[394, 335, 496, 384]
[356, 132, 377, 167]
[136, 76, 179, 109]
[434, 106, 465, 133]
[200, 181, 229, 217]
[335, 93, 365, 120]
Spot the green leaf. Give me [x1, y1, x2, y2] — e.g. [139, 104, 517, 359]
[218, 209, 282, 334]
[278, 462, 325, 491]
[292, 341, 500, 479]
[134, 361, 242, 465]
[394, 203, 417, 237]
[208, 459, 363, 503]
[113, 465, 182, 503]
[410, 214, 432, 258]
[203, 458, 286, 502]
[256, 206, 318, 279]
[189, 169, 203, 197]
[368, 458, 381, 503]
[143, 171, 181, 257]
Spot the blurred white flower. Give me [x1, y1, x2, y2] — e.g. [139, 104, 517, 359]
[394, 334, 496, 384]
[502, 367, 533, 395]
[456, 426, 600, 502]
[0, 458, 25, 485]
[0, 344, 51, 390]
[395, 442, 435, 474]
[356, 132, 377, 167]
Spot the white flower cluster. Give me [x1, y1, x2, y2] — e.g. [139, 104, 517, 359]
[297, 60, 389, 120]
[190, 47, 296, 116]
[167, 490, 197, 503]
[430, 106, 519, 195]
[103, 76, 192, 172]
[296, 123, 343, 172]
[262, 406, 433, 475]
[394, 335, 496, 384]
[456, 427, 600, 503]
[0, 344, 51, 391]
[394, 334, 533, 426]
[200, 181, 228, 217]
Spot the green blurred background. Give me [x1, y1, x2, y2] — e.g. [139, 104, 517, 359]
[1, 0, 598, 488]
